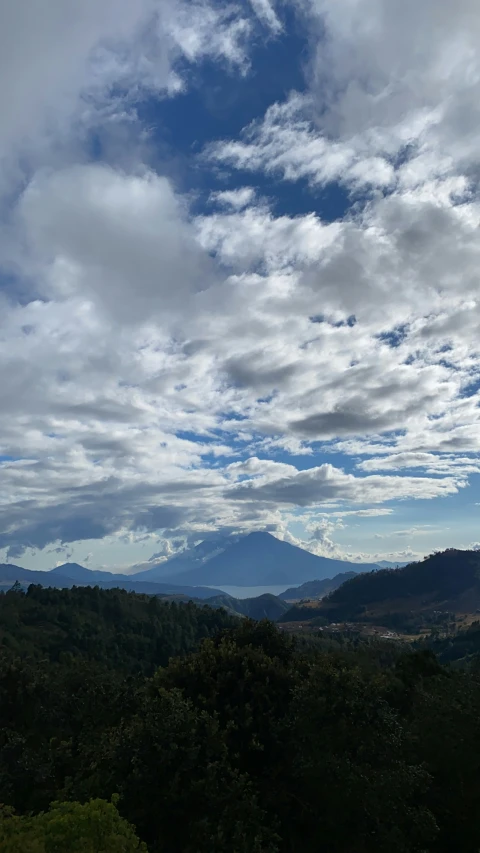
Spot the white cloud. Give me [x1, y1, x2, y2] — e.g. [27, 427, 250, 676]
[228, 461, 462, 506]
[160, 1, 252, 69]
[304, 0, 480, 156]
[0, 0, 148, 158]
[17, 163, 215, 322]
[206, 93, 396, 190]
[346, 547, 420, 564]
[248, 0, 282, 33]
[330, 508, 394, 518]
[0, 0, 256, 199]
[357, 452, 480, 476]
[209, 187, 256, 210]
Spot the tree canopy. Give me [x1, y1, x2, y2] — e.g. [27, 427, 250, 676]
[2, 584, 480, 852]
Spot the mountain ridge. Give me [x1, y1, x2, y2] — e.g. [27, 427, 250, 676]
[50, 562, 128, 582]
[0, 563, 224, 600]
[279, 571, 359, 601]
[302, 549, 480, 628]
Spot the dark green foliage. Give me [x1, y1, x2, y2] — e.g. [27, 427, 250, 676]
[204, 592, 290, 621]
[2, 585, 480, 852]
[420, 619, 480, 667]
[324, 548, 480, 613]
[0, 797, 147, 851]
[0, 583, 237, 674]
[80, 686, 278, 852]
[279, 603, 326, 622]
[284, 658, 436, 853]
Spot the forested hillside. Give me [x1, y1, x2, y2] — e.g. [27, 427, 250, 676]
[204, 591, 289, 621]
[2, 584, 480, 852]
[279, 572, 358, 601]
[308, 549, 480, 628]
[421, 620, 480, 667]
[0, 584, 237, 673]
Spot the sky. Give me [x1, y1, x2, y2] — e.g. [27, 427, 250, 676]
[1, 0, 480, 573]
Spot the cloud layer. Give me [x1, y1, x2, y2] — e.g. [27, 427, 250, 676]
[0, 0, 479, 567]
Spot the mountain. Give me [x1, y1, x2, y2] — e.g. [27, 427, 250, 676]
[136, 531, 381, 587]
[131, 536, 236, 581]
[51, 563, 128, 582]
[310, 549, 480, 627]
[279, 571, 359, 601]
[0, 564, 77, 589]
[0, 563, 223, 600]
[374, 560, 411, 569]
[0, 560, 288, 621]
[204, 592, 290, 621]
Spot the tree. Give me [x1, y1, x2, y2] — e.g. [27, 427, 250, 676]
[0, 797, 146, 852]
[154, 620, 298, 784]
[281, 656, 437, 853]
[80, 686, 278, 853]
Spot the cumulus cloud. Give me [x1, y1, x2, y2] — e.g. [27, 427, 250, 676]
[228, 461, 462, 506]
[17, 164, 216, 322]
[0, 0, 253, 157]
[209, 187, 257, 210]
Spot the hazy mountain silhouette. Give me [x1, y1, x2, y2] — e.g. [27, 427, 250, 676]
[51, 563, 127, 582]
[0, 563, 222, 599]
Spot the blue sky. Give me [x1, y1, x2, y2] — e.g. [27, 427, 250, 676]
[1, 0, 480, 572]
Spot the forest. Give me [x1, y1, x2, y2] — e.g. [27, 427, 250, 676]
[1, 584, 480, 852]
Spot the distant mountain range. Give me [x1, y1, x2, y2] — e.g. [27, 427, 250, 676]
[0, 563, 223, 600]
[132, 531, 381, 586]
[0, 533, 408, 602]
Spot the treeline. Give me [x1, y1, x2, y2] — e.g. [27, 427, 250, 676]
[0, 583, 237, 673]
[2, 585, 480, 851]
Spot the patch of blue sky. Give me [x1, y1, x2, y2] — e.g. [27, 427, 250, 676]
[141, 5, 307, 159]
[460, 375, 480, 398]
[86, 11, 350, 225]
[0, 271, 39, 307]
[265, 447, 349, 472]
[377, 324, 409, 348]
[217, 411, 250, 423]
[382, 481, 480, 523]
[310, 314, 357, 327]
